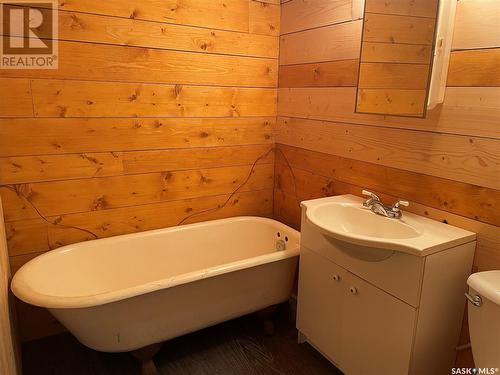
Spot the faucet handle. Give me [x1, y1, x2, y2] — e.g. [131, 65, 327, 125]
[362, 190, 380, 207]
[362, 190, 379, 200]
[392, 200, 409, 209]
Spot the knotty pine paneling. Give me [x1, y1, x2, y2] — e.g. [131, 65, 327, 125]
[38, 0, 280, 36]
[356, 89, 427, 116]
[1, 164, 274, 221]
[0, 0, 280, 341]
[358, 63, 430, 89]
[278, 0, 499, 367]
[0, 145, 274, 184]
[0, 79, 33, 118]
[279, 87, 500, 138]
[279, 20, 362, 65]
[9, 8, 279, 58]
[362, 13, 436, 45]
[281, 0, 362, 34]
[365, 0, 438, 18]
[279, 60, 359, 87]
[0, 41, 278, 87]
[59, 9, 279, 57]
[448, 49, 500, 87]
[452, 0, 500, 50]
[361, 42, 433, 64]
[443, 87, 500, 109]
[30, 80, 277, 118]
[0, 117, 274, 156]
[248, 0, 281, 36]
[276, 117, 500, 191]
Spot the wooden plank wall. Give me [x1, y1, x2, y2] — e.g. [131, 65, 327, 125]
[277, 0, 500, 367]
[0, 0, 280, 341]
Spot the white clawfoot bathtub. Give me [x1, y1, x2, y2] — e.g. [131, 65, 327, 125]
[11, 217, 299, 352]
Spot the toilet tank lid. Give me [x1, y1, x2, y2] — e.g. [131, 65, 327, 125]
[467, 271, 500, 306]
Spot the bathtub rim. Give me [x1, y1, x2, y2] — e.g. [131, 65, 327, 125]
[11, 216, 300, 310]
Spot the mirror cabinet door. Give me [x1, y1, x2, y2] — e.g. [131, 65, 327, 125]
[355, 0, 440, 118]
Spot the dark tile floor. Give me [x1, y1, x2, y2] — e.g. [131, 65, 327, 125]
[22, 306, 342, 375]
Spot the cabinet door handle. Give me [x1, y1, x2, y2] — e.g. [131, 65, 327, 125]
[349, 286, 358, 295]
[332, 274, 341, 282]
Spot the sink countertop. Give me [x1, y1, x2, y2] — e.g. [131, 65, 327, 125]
[301, 195, 477, 257]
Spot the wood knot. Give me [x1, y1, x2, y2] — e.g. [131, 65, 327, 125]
[130, 9, 139, 19]
[199, 42, 210, 51]
[322, 181, 335, 195]
[200, 175, 212, 184]
[10, 161, 22, 169]
[174, 84, 183, 97]
[81, 154, 100, 164]
[69, 14, 85, 29]
[162, 171, 173, 181]
[57, 106, 68, 117]
[91, 196, 107, 210]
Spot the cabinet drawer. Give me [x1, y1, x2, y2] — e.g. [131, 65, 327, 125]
[301, 211, 425, 307]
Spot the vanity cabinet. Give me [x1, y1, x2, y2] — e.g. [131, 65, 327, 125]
[299, 247, 415, 374]
[297, 196, 477, 375]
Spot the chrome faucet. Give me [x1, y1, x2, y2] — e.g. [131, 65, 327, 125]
[362, 190, 409, 219]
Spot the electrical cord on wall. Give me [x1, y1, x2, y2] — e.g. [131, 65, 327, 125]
[0, 145, 301, 247]
[0, 184, 99, 242]
[177, 145, 301, 226]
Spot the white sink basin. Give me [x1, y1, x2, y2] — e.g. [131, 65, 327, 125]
[312, 202, 422, 239]
[303, 195, 476, 256]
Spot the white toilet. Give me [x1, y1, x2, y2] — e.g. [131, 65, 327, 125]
[466, 271, 500, 369]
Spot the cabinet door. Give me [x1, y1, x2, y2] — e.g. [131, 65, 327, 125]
[340, 271, 417, 375]
[297, 247, 346, 365]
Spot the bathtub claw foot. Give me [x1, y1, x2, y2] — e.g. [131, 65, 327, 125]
[131, 343, 162, 375]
